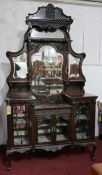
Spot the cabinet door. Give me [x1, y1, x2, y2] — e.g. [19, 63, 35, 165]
[36, 112, 52, 144]
[54, 113, 70, 143]
[75, 103, 93, 141]
[11, 104, 32, 146]
[35, 108, 71, 144]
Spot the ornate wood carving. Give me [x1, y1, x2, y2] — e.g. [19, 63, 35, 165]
[26, 4, 73, 31]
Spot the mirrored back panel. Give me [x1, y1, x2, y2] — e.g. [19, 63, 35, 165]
[31, 45, 63, 95]
[68, 54, 80, 79]
[30, 29, 64, 39]
[12, 52, 28, 79]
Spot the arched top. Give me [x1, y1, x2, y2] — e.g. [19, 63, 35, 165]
[26, 4, 73, 31]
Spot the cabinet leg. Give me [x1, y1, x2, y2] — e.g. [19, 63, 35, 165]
[6, 156, 11, 171]
[90, 143, 96, 161]
[2, 154, 11, 170]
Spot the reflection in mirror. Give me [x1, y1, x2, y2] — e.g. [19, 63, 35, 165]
[13, 53, 27, 79]
[68, 54, 80, 78]
[30, 29, 64, 39]
[31, 45, 63, 95]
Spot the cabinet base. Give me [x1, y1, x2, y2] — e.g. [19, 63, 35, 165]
[4, 141, 96, 170]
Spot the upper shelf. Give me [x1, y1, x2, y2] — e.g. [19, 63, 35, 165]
[26, 4, 73, 31]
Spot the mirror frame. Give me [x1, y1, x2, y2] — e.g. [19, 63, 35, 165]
[31, 45, 64, 96]
[6, 43, 28, 82]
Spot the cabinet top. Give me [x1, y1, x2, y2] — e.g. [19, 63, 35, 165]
[63, 93, 98, 100]
[26, 4, 73, 31]
[5, 91, 36, 104]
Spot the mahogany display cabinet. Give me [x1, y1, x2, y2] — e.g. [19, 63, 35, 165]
[5, 4, 97, 170]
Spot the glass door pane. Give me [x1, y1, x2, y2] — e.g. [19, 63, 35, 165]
[37, 115, 52, 144]
[56, 114, 69, 142]
[75, 105, 90, 140]
[13, 105, 31, 146]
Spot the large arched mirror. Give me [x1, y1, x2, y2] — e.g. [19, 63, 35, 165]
[31, 45, 63, 95]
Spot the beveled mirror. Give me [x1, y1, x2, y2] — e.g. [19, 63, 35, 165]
[31, 45, 63, 95]
[12, 52, 27, 79]
[30, 29, 64, 39]
[68, 54, 80, 79]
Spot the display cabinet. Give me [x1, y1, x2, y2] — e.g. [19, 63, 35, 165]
[7, 104, 32, 147]
[5, 4, 97, 170]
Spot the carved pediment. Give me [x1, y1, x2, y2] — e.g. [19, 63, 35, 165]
[26, 4, 73, 31]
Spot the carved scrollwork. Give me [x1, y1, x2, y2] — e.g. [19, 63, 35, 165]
[56, 43, 68, 54]
[28, 42, 68, 56]
[26, 4, 73, 31]
[27, 43, 39, 53]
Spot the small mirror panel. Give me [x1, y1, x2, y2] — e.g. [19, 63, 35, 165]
[30, 29, 64, 39]
[31, 45, 63, 95]
[68, 54, 80, 79]
[13, 53, 27, 79]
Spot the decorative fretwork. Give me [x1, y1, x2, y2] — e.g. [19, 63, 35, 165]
[26, 4, 73, 31]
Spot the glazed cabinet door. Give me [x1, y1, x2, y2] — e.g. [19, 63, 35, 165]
[53, 112, 71, 143]
[35, 111, 52, 144]
[74, 102, 95, 142]
[34, 106, 71, 145]
[7, 104, 32, 147]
